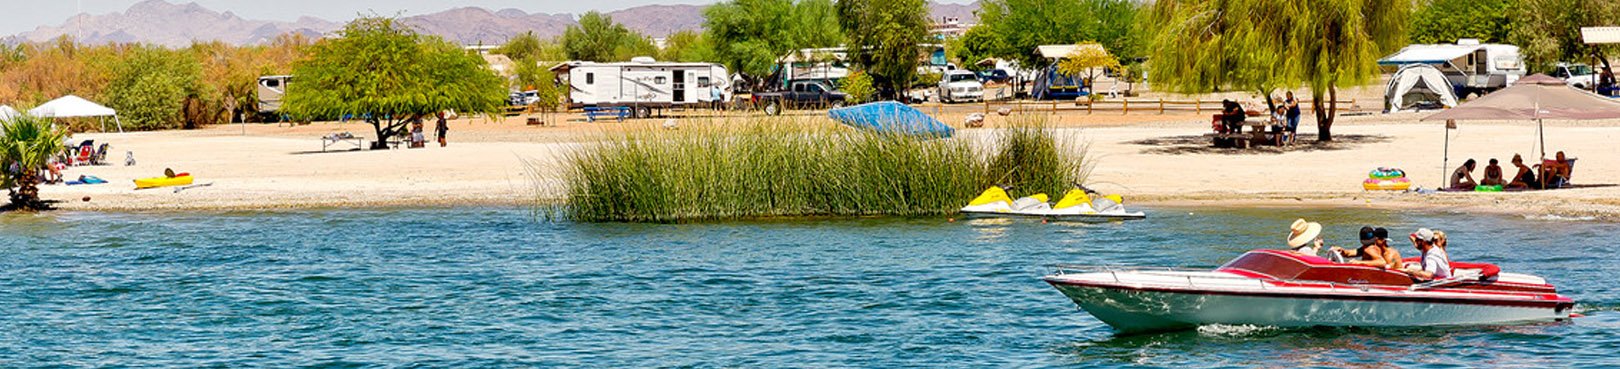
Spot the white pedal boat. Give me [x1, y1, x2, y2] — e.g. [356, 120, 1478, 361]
[1043, 250, 1576, 334]
[959, 186, 1146, 221]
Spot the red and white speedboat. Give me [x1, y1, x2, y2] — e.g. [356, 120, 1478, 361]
[1044, 250, 1575, 333]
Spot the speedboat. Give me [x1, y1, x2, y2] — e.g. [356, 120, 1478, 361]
[1043, 250, 1575, 333]
[959, 185, 1146, 221]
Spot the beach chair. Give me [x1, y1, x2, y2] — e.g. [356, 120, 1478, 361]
[91, 143, 109, 165]
[73, 140, 95, 166]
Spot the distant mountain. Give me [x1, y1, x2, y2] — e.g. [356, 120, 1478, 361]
[9, 0, 982, 47]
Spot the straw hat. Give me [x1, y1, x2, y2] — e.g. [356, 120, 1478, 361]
[1287, 219, 1323, 248]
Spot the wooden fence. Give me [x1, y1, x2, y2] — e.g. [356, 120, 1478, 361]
[977, 98, 1358, 115]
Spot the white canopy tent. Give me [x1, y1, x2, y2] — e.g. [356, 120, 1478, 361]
[1384, 64, 1458, 112]
[29, 95, 123, 133]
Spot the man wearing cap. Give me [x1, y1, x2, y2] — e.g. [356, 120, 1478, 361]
[1406, 228, 1451, 281]
[1286, 219, 1323, 256]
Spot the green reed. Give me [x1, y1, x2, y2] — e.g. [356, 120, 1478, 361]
[551, 115, 1087, 222]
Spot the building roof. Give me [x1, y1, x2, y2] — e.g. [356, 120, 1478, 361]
[1583, 27, 1620, 44]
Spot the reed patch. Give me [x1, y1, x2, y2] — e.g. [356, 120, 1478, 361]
[548, 115, 1088, 222]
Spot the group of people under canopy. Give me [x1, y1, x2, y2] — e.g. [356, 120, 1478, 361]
[1284, 219, 1451, 282]
[1449, 151, 1575, 190]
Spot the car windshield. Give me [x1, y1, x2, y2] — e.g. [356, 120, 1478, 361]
[948, 74, 976, 82]
[1571, 65, 1593, 76]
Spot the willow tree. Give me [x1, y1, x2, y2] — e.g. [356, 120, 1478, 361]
[1146, 0, 1407, 141]
[282, 16, 506, 149]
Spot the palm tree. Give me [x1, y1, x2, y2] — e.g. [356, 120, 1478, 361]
[0, 112, 70, 210]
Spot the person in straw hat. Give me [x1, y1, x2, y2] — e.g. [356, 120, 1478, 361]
[1286, 219, 1324, 256]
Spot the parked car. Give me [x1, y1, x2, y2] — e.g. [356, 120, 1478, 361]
[509, 90, 539, 106]
[751, 80, 848, 115]
[1551, 62, 1598, 89]
[937, 70, 984, 103]
[977, 69, 1010, 84]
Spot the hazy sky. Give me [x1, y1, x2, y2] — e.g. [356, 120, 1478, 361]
[1, 0, 976, 36]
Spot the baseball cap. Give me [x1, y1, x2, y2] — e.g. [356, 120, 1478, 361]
[1359, 226, 1376, 246]
[1374, 227, 1390, 240]
[1413, 228, 1436, 242]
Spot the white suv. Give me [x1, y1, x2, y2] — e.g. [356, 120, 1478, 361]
[937, 70, 984, 103]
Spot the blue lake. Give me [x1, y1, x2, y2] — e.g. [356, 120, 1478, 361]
[1, 207, 1616, 367]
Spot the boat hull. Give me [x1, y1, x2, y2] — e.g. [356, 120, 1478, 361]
[1047, 279, 1573, 333]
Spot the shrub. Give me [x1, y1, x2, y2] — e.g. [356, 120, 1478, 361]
[104, 46, 203, 130]
[839, 70, 875, 104]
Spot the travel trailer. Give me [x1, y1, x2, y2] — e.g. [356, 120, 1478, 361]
[256, 75, 292, 112]
[1378, 39, 1526, 98]
[550, 58, 731, 118]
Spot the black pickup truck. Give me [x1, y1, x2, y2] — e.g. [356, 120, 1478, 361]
[750, 80, 849, 115]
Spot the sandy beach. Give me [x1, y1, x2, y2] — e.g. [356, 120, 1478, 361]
[41, 108, 1620, 219]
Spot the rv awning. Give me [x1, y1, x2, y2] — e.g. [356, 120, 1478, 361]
[1034, 44, 1107, 59]
[1583, 27, 1620, 44]
[1377, 44, 1478, 66]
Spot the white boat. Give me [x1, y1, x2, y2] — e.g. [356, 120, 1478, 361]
[1044, 250, 1575, 333]
[959, 186, 1146, 221]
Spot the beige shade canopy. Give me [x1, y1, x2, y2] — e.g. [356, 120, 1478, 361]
[1422, 74, 1620, 121]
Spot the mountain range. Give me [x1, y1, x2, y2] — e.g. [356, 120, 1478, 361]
[8, 0, 982, 47]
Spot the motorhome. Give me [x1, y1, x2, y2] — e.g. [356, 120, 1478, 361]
[1378, 39, 1526, 98]
[550, 57, 731, 118]
[257, 75, 292, 112]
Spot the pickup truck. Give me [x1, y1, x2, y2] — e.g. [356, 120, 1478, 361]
[751, 80, 848, 115]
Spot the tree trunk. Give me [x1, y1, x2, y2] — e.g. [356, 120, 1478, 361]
[1314, 87, 1338, 141]
[11, 169, 41, 210]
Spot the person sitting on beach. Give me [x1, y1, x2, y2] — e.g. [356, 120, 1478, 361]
[1449, 159, 1478, 190]
[1286, 219, 1323, 256]
[1481, 158, 1505, 186]
[1540, 151, 1573, 188]
[1507, 154, 1539, 189]
[1403, 228, 1450, 281]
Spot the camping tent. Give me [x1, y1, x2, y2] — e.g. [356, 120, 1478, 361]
[28, 95, 123, 133]
[1385, 64, 1458, 112]
[1422, 73, 1620, 184]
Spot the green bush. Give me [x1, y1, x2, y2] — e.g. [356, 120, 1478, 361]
[103, 47, 203, 130]
[549, 115, 1088, 222]
[839, 70, 875, 104]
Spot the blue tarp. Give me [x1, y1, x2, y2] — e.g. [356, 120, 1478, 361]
[827, 102, 954, 138]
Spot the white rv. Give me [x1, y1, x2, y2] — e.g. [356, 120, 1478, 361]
[1378, 39, 1525, 98]
[257, 75, 292, 112]
[550, 57, 730, 118]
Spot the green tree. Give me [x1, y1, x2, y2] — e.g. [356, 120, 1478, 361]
[1409, 0, 1514, 44]
[704, 0, 844, 86]
[282, 16, 507, 149]
[659, 30, 714, 62]
[512, 58, 563, 111]
[497, 31, 545, 61]
[1146, 0, 1407, 141]
[837, 0, 928, 100]
[954, 26, 1003, 71]
[564, 12, 657, 62]
[1509, 0, 1620, 72]
[103, 46, 203, 130]
[972, 0, 1142, 68]
[1055, 43, 1121, 94]
[0, 112, 70, 210]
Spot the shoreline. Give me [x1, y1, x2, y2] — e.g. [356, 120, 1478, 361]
[29, 112, 1620, 221]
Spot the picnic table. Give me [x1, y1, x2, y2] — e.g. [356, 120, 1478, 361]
[583, 107, 632, 122]
[321, 134, 367, 152]
[1204, 113, 1283, 148]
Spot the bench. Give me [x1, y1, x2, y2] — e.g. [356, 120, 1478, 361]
[584, 107, 632, 122]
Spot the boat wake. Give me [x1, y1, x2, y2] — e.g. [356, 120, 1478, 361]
[1196, 324, 1281, 337]
[1522, 214, 1600, 222]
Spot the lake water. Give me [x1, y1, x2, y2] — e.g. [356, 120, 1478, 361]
[1, 207, 1616, 367]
